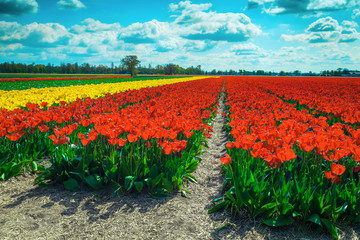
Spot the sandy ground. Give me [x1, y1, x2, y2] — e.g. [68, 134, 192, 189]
[1, 95, 359, 240]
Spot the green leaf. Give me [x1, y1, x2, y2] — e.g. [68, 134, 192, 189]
[186, 160, 198, 173]
[335, 202, 348, 214]
[186, 174, 197, 183]
[163, 177, 174, 193]
[225, 191, 236, 204]
[307, 214, 322, 227]
[181, 189, 190, 197]
[281, 203, 294, 216]
[208, 201, 231, 214]
[254, 202, 277, 218]
[144, 178, 152, 188]
[152, 188, 170, 199]
[0, 173, 5, 181]
[151, 173, 163, 188]
[149, 165, 158, 179]
[125, 176, 134, 191]
[64, 178, 80, 192]
[263, 215, 294, 227]
[30, 161, 38, 172]
[292, 211, 303, 218]
[212, 197, 223, 203]
[321, 218, 339, 239]
[85, 174, 103, 190]
[211, 222, 231, 233]
[144, 166, 150, 176]
[134, 181, 144, 192]
[111, 182, 121, 197]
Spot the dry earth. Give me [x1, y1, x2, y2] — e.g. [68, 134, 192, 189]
[1, 94, 359, 240]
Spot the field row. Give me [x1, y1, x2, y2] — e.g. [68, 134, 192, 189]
[1, 75, 360, 239]
[213, 76, 360, 239]
[0, 76, 131, 82]
[1, 76, 222, 197]
[0, 76, 207, 111]
[0, 76, 186, 91]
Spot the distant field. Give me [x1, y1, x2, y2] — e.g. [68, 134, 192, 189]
[0, 76, 185, 91]
[0, 73, 128, 78]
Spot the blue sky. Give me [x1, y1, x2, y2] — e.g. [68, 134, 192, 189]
[0, 0, 359, 72]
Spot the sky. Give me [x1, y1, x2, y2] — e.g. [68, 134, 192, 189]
[0, 0, 359, 72]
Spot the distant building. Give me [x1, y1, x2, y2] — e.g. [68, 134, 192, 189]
[342, 71, 360, 77]
[349, 71, 360, 76]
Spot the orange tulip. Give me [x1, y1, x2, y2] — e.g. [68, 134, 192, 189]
[220, 154, 231, 165]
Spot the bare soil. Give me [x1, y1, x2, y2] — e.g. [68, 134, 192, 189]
[1, 95, 359, 240]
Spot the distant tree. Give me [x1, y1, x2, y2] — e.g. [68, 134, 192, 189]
[256, 70, 265, 75]
[155, 65, 164, 74]
[293, 70, 301, 76]
[229, 69, 236, 75]
[121, 55, 140, 77]
[164, 64, 177, 75]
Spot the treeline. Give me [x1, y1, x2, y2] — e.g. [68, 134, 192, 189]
[0, 62, 125, 74]
[0, 62, 278, 75]
[0, 62, 207, 75]
[320, 68, 353, 76]
[0, 61, 357, 76]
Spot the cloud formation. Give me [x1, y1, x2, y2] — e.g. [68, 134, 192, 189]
[57, 0, 85, 10]
[248, 0, 360, 16]
[0, 21, 70, 47]
[353, 9, 360, 18]
[0, 0, 38, 16]
[282, 17, 360, 43]
[70, 18, 121, 33]
[170, 1, 261, 42]
[230, 43, 263, 55]
[2, 0, 357, 72]
[120, 20, 171, 44]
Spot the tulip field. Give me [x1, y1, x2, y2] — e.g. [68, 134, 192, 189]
[1, 75, 360, 238]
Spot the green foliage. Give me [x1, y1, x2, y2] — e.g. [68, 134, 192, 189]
[211, 147, 360, 239]
[35, 129, 207, 196]
[121, 55, 140, 77]
[0, 76, 183, 91]
[0, 129, 53, 180]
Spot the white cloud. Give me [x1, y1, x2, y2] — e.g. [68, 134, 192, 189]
[353, 9, 360, 18]
[307, 17, 339, 32]
[57, 0, 85, 10]
[342, 20, 359, 28]
[120, 20, 171, 44]
[230, 43, 263, 55]
[169, 1, 212, 13]
[0, 43, 23, 51]
[156, 38, 181, 52]
[0, 1, 266, 71]
[248, 0, 360, 16]
[170, 1, 261, 42]
[0, 21, 70, 47]
[282, 16, 360, 44]
[0, 0, 38, 16]
[70, 18, 121, 33]
[183, 40, 217, 51]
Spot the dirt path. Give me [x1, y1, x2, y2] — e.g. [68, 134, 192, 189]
[1, 93, 359, 240]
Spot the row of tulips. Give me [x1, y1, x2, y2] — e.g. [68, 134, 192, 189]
[0, 76, 131, 82]
[0, 84, 168, 180]
[0, 76, 208, 111]
[211, 77, 360, 239]
[1, 77, 223, 197]
[244, 76, 360, 125]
